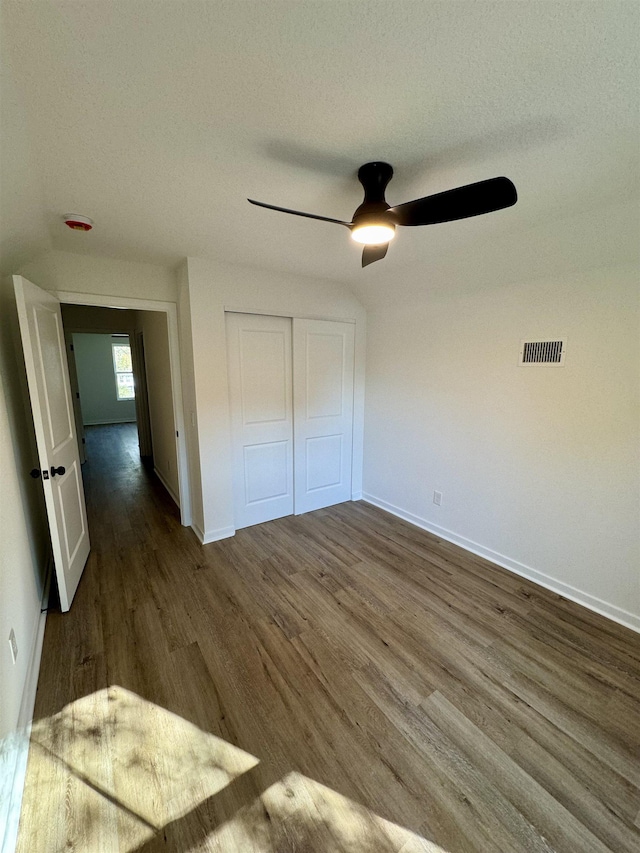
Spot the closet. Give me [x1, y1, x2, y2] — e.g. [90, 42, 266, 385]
[226, 312, 355, 529]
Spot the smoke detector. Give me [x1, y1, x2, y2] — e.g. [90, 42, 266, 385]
[63, 214, 93, 231]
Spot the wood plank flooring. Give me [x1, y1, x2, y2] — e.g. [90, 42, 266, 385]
[17, 423, 640, 852]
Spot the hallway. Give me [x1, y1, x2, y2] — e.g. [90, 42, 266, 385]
[16, 426, 640, 852]
[82, 422, 166, 538]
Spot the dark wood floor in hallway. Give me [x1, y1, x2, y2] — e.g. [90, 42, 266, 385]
[17, 423, 640, 852]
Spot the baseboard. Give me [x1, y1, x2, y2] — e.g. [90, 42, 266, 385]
[153, 467, 180, 509]
[204, 526, 235, 544]
[191, 520, 205, 543]
[0, 606, 47, 853]
[351, 491, 363, 501]
[190, 521, 235, 544]
[202, 525, 235, 544]
[361, 493, 640, 634]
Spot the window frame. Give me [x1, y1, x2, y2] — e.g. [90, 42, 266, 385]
[111, 340, 135, 401]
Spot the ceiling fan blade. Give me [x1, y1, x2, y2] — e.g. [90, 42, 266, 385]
[389, 177, 517, 227]
[248, 199, 351, 227]
[362, 243, 388, 267]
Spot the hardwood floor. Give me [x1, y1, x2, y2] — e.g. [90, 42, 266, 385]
[17, 423, 640, 852]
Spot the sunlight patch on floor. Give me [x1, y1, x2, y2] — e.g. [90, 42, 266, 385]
[18, 686, 259, 852]
[197, 771, 446, 852]
[18, 686, 446, 852]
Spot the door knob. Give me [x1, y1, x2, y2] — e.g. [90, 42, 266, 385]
[30, 468, 41, 479]
[50, 466, 66, 477]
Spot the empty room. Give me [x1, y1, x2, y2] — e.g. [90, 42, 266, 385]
[1, 2, 638, 852]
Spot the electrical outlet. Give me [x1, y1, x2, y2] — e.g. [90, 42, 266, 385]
[8, 628, 18, 664]
[433, 490, 443, 507]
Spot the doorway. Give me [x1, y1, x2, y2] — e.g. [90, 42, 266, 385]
[62, 304, 180, 507]
[67, 329, 141, 459]
[14, 277, 190, 612]
[56, 290, 190, 527]
[61, 304, 182, 510]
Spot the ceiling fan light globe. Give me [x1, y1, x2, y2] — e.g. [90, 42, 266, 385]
[351, 224, 395, 245]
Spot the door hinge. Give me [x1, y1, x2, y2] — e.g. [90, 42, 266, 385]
[76, 392, 80, 399]
[176, 430, 179, 437]
[82, 437, 86, 444]
[70, 344, 74, 351]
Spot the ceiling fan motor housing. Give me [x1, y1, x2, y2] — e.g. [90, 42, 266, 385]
[357, 161, 394, 201]
[353, 162, 395, 229]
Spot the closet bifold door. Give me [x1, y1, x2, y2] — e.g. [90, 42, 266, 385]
[226, 313, 294, 529]
[293, 318, 355, 514]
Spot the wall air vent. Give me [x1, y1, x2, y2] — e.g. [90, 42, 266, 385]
[519, 339, 566, 367]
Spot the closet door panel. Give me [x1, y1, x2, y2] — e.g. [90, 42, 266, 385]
[226, 313, 294, 529]
[293, 319, 354, 514]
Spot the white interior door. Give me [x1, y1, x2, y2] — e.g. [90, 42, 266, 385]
[293, 318, 354, 514]
[14, 276, 90, 612]
[226, 313, 294, 529]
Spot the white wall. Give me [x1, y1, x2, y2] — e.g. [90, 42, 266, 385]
[0, 28, 49, 277]
[0, 62, 53, 833]
[183, 257, 366, 542]
[139, 312, 179, 503]
[72, 333, 137, 425]
[19, 249, 176, 303]
[177, 261, 204, 531]
[361, 199, 640, 631]
[0, 277, 50, 850]
[0, 293, 49, 733]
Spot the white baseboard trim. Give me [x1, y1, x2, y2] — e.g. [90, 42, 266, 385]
[18, 606, 46, 738]
[362, 492, 640, 634]
[204, 526, 235, 544]
[1, 606, 47, 853]
[351, 491, 363, 501]
[153, 467, 180, 509]
[191, 521, 235, 545]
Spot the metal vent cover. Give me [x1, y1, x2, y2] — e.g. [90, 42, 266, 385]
[519, 339, 566, 366]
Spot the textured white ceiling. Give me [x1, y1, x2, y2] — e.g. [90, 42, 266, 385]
[1, 1, 638, 284]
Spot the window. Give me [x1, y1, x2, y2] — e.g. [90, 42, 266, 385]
[112, 341, 135, 400]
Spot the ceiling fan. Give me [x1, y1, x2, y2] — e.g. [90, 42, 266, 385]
[248, 162, 517, 267]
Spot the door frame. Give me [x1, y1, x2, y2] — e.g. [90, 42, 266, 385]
[63, 327, 86, 464]
[56, 291, 191, 527]
[131, 329, 153, 458]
